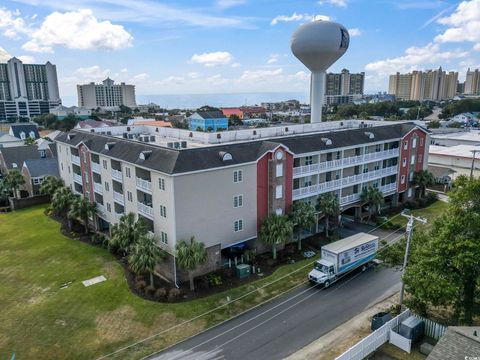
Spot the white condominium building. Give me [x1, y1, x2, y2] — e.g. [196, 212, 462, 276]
[77, 78, 136, 109]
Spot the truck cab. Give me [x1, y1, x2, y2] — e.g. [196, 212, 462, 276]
[308, 259, 336, 287]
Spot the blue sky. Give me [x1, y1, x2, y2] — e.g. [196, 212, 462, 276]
[0, 0, 479, 99]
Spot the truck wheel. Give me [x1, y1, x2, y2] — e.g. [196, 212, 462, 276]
[324, 280, 330, 288]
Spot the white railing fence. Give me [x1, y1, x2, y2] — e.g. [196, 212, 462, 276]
[412, 314, 447, 340]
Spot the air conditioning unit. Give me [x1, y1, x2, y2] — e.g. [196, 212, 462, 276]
[181, 141, 187, 148]
[167, 142, 174, 148]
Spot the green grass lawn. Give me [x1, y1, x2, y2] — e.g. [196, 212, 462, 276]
[388, 200, 448, 228]
[0, 206, 314, 359]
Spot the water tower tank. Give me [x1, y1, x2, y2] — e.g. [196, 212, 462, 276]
[291, 20, 349, 122]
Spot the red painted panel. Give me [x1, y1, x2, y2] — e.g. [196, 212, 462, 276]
[256, 153, 270, 230]
[398, 128, 428, 193]
[78, 144, 94, 201]
[285, 152, 293, 214]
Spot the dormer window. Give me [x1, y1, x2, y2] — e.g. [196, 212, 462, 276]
[219, 151, 233, 162]
[67, 133, 75, 140]
[365, 132, 374, 139]
[139, 150, 152, 160]
[29, 131, 35, 139]
[20, 131, 26, 140]
[104, 142, 115, 150]
[321, 138, 332, 145]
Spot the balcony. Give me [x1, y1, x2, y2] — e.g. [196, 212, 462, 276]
[113, 191, 124, 205]
[137, 201, 153, 219]
[73, 173, 82, 184]
[292, 165, 398, 200]
[380, 182, 397, 194]
[96, 203, 106, 216]
[93, 182, 103, 194]
[112, 169, 122, 181]
[293, 148, 399, 178]
[114, 211, 124, 220]
[91, 162, 101, 173]
[71, 154, 80, 165]
[340, 193, 361, 206]
[136, 177, 152, 193]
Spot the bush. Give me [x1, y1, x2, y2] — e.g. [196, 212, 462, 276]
[154, 288, 167, 300]
[207, 273, 222, 287]
[417, 198, 428, 208]
[145, 285, 156, 297]
[425, 192, 438, 204]
[168, 288, 181, 301]
[404, 200, 418, 210]
[135, 280, 147, 291]
[91, 233, 107, 246]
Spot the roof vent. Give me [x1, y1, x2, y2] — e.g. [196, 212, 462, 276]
[219, 151, 233, 162]
[139, 150, 152, 160]
[365, 132, 374, 139]
[217, 133, 222, 139]
[67, 133, 76, 140]
[104, 142, 115, 150]
[321, 137, 332, 145]
[189, 132, 193, 138]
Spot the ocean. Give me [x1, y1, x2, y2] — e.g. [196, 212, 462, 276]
[61, 92, 309, 109]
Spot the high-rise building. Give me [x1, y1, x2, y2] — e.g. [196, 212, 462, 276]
[77, 78, 136, 109]
[388, 67, 458, 101]
[0, 57, 61, 121]
[464, 68, 480, 95]
[324, 69, 365, 104]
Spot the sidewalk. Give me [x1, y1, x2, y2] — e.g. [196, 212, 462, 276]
[285, 292, 400, 360]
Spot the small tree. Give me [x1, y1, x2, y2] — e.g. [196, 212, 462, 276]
[176, 236, 207, 291]
[360, 186, 384, 222]
[39, 176, 64, 196]
[110, 213, 148, 256]
[316, 192, 340, 238]
[259, 214, 293, 260]
[4, 170, 25, 199]
[51, 186, 75, 229]
[412, 170, 435, 199]
[129, 234, 165, 288]
[290, 202, 316, 250]
[24, 137, 36, 145]
[68, 196, 97, 234]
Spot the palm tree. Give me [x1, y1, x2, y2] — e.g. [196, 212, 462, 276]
[128, 234, 165, 287]
[412, 170, 435, 199]
[110, 213, 147, 256]
[4, 170, 25, 199]
[360, 186, 384, 222]
[68, 196, 97, 234]
[316, 192, 340, 238]
[39, 176, 64, 196]
[51, 186, 74, 218]
[176, 236, 208, 291]
[290, 202, 316, 250]
[259, 214, 293, 260]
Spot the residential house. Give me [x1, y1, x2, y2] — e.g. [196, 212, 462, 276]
[188, 111, 228, 131]
[21, 158, 60, 196]
[9, 124, 40, 140]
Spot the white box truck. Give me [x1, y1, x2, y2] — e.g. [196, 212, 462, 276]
[308, 232, 379, 287]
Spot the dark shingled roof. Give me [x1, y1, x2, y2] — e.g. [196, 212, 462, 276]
[427, 327, 480, 360]
[48, 143, 58, 158]
[55, 122, 423, 175]
[195, 111, 227, 119]
[0, 145, 41, 169]
[24, 158, 59, 178]
[9, 124, 40, 139]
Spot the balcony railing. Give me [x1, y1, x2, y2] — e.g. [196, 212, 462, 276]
[91, 162, 101, 173]
[71, 154, 80, 165]
[293, 148, 399, 177]
[114, 212, 124, 220]
[96, 203, 106, 216]
[113, 191, 124, 205]
[136, 177, 152, 193]
[340, 193, 361, 206]
[112, 169, 122, 181]
[73, 173, 82, 184]
[93, 182, 103, 194]
[137, 201, 153, 219]
[293, 165, 398, 199]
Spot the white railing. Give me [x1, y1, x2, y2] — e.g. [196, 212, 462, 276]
[137, 201, 153, 219]
[93, 182, 103, 194]
[335, 309, 411, 360]
[96, 203, 106, 216]
[340, 193, 361, 206]
[91, 162, 101, 173]
[71, 154, 80, 165]
[293, 148, 399, 177]
[114, 212, 124, 220]
[136, 177, 152, 193]
[112, 169, 122, 181]
[293, 165, 398, 199]
[113, 191, 124, 205]
[380, 182, 397, 194]
[73, 173, 82, 184]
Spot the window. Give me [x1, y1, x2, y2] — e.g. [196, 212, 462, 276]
[68, 166, 70, 174]
[375, 144, 382, 152]
[106, 203, 111, 212]
[125, 167, 131, 178]
[408, 188, 413, 198]
[276, 163, 283, 177]
[401, 175, 405, 184]
[20, 131, 26, 140]
[234, 219, 243, 232]
[410, 155, 415, 165]
[84, 172, 89, 184]
[276, 185, 283, 199]
[159, 178, 165, 190]
[160, 205, 167, 217]
[275, 208, 283, 216]
[420, 138, 424, 146]
[403, 141, 408, 150]
[234, 170, 243, 183]
[363, 167, 369, 173]
[161, 232, 168, 244]
[409, 171, 414, 182]
[104, 182, 109, 191]
[305, 156, 313, 165]
[61, 163, 64, 171]
[412, 138, 417, 148]
[234, 195, 243, 208]
[102, 160, 108, 170]
[127, 191, 133, 202]
[419, 154, 423, 163]
[402, 158, 407, 167]
[82, 152, 87, 162]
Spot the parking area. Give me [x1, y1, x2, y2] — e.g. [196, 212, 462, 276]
[339, 218, 405, 245]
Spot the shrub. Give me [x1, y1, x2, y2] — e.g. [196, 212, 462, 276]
[154, 288, 167, 300]
[135, 275, 145, 282]
[91, 233, 107, 246]
[135, 280, 147, 291]
[168, 288, 181, 301]
[417, 198, 428, 208]
[404, 200, 417, 210]
[425, 192, 438, 204]
[145, 285, 156, 297]
[207, 274, 222, 287]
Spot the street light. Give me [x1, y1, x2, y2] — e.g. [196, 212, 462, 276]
[399, 210, 427, 310]
[470, 144, 480, 179]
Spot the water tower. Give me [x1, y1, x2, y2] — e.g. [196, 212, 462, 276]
[291, 20, 349, 123]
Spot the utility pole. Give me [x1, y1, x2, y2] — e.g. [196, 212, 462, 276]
[470, 148, 480, 178]
[399, 211, 427, 310]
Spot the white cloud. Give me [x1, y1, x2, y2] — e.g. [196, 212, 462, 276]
[289, 71, 310, 81]
[348, 28, 361, 37]
[17, 55, 36, 63]
[132, 73, 150, 81]
[0, 8, 29, 39]
[0, 47, 11, 62]
[318, 0, 347, 7]
[397, 1, 445, 10]
[190, 51, 233, 67]
[216, 0, 247, 9]
[157, 75, 186, 86]
[240, 68, 283, 82]
[0, 46, 35, 63]
[267, 54, 280, 64]
[271, 13, 330, 25]
[187, 72, 202, 79]
[22, 9, 133, 53]
[231, 62, 241, 68]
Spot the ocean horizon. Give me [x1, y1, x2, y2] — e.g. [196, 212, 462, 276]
[61, 91, 310, 110]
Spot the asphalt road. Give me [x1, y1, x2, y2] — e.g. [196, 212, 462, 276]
[148, 266, 401, 360]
